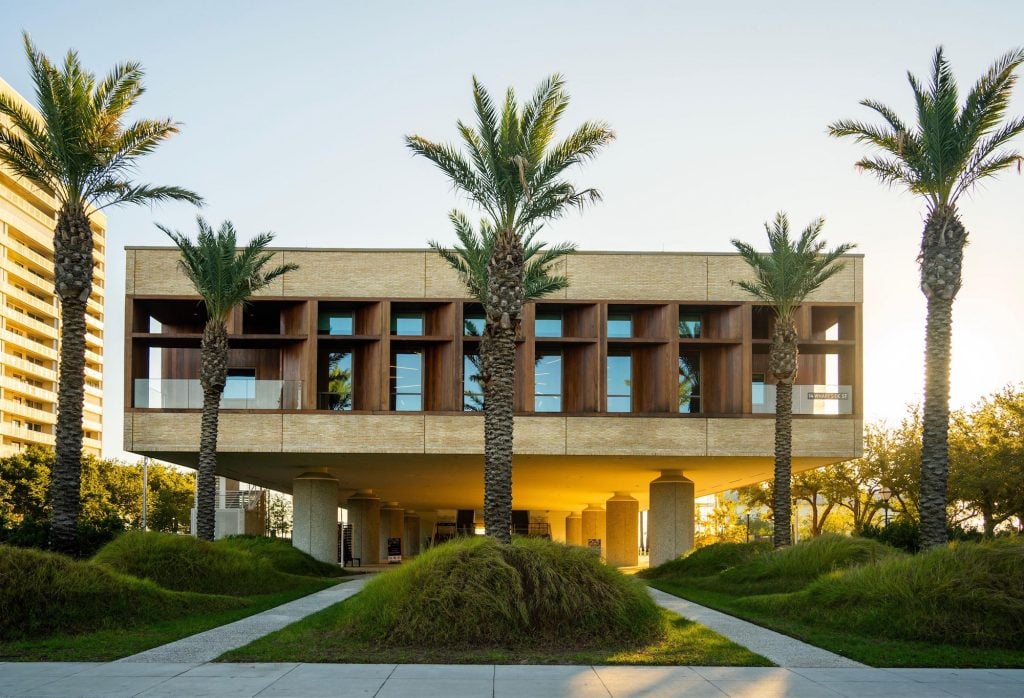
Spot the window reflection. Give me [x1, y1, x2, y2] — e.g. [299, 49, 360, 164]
[323, 351, 352, 410]
[679, 351, 701, 413]
[607, 354, 631, 412]
[679, 312, 702, 338]
[224, 368, 256, 400]
[318, 311, 353, 336]
[463, 315, 485, 336]
[391, 350, 423, 411]
[607, 312, 633, 339]
[391, 312, 425, 336]
[535, 312, 563, 338]
[464, 354, 484, 411]
[534, 352, 562, 412]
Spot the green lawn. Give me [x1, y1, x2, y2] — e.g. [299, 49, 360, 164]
[650, 581, 1024, 668]
[219, 602, 771, 666]
[0, 580, 339, 661]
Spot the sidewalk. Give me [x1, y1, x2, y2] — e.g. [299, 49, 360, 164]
[1, 662, 1022, 697]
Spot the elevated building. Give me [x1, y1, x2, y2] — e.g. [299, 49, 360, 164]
[124, 247, 863, 564]
[0, 78, 106, 456]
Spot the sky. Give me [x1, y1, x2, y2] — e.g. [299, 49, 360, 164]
[1, 1, 1023, 460]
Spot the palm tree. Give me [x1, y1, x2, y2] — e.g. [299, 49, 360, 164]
[732, 213, 854, 547]
[160, 218, 297, 540]
[829, 47, 1024, 547]
[408, 76, 614, 543]
[0, 34, 201, 553]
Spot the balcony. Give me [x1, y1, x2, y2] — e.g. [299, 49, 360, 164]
[133, 379, 303, 410]
[4, 284, 57, 317]
[752, 384, 853, 415]
[1, 375, 52, 402]
[2, 329, 57, 361]
[3, 355, 56, 382]
[0, 423, 55, 446]
[2, 399, 56, 424]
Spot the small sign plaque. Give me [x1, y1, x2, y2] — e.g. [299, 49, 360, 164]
[807, 392, 848, 400]
[587, 538, 602, 556]
[387, 536, 402, 563]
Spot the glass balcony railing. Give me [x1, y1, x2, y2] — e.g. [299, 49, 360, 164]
[752, 384, 852, 415]
[133, 379, 302, 410]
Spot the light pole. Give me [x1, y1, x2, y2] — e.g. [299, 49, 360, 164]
[880, 486, 892, 527]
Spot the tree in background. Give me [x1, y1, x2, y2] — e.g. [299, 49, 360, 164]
[732, 214, 854, 547]
[830, 47, 1024, 547]
[161, 218, 296, 541]
[267, 493, 293, 538]
[407, 75, 614, 542]
[0, 34, 202, 553]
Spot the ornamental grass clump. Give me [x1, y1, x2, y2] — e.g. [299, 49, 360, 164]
[216, 535, 348, 578]
[0, 544, 242, 640]
[639, 542, 771, 580]
[336, 536, 661, 649]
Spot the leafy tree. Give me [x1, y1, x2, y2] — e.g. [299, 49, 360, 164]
[267, 493, 293, 538]
[829, 47, 1024, 546]
[407, 75, 614, 542]
[732, 214, 854, 547]
[160, 218, 296, 540]
[0, 35, 201, 553]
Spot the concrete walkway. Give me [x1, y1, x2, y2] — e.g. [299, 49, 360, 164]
[647, 587, 863, 668]
[2, 662, 1022, 697]
[117, 576, 371, 664]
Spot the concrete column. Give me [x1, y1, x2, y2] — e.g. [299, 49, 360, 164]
[346, 491, 380, 565]
[292, 472, 339, 564]
[565, 512, 582, 546]
[581, 504, 606, 559]
[606, 492, 640, 567]
[649, 471, 695, 567]
[380, 502, 404, 562]
[403, 510, 421, 557]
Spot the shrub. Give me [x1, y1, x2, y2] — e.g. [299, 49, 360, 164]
[639, 542, 770, 580]
[92, 531, 309, 596]
[741, 540, 1024, 648]
[216, 535, 347, 578]
[0, 544, 242, 641]
[0, 516, 125, 558]
[858, 519, 920, 552]
[332, 536, 662, 648]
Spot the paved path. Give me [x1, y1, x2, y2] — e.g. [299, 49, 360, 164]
[647, 587, 864, 668]
[2, 662, 1022, 697]
[117, 577, 371, 664]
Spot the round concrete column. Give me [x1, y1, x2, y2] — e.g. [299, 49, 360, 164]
[346, 491, 381, 565]
[292, 472, 339, 564]
[403, 510, 421, 557]
[380, 502, 404, 563]
[606, 493, 640, 567]
[565, 512, 582, 546]
[649, 471, 695, 567]
[581, 504, 607, 559]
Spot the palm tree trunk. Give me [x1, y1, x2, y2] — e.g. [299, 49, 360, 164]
[481, 229, 524, 544]
[769, 317, 798, 548]
[49, 204, 94, 555]
[918, 204, 966, 549]
[196, 319, 229, 541]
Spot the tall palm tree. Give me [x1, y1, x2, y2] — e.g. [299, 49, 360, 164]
[732, 213, 854, 547]
[160, 218, 296, 541]
[408, 75, 614, 543]
[0, 34, 201, 553]
[829, 47, 1024, 547]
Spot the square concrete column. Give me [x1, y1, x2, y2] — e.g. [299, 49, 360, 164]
[581, 504, 606, 559]
[380, 502, 404, 563]
[565, 512, 582, 546]
[403, 510, 421, 557]
[292, 472, 339, 564]
[649, 471, 695, 567]
[346, 491, 380, 565]
[606, 493, 640, 567]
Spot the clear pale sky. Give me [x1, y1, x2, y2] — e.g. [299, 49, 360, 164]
[1, 1, 1023, 460]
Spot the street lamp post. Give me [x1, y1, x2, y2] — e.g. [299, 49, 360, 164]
[880, 486, 892, 527]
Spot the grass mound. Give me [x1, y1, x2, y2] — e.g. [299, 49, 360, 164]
[742, 540, 1024, 648]
[640, 542, 770, 580]
[92, 531, 311, 596]
[216, 535, 347, 578]
[334, 537, 662, 649]
[0, 544, 243, 641]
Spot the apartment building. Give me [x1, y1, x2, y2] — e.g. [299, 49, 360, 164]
[0, 78, 106, 457]
[124, 247, 862, 565]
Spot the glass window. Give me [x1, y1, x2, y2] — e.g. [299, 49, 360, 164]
[607, 312, 633, 339]
[751, 372, 766, 407]
[535, 312, 563, 338]
[607, 353, 632, 412]
[391, 311, 425, 336]
[679, 352, 701, 413]
[463, 354, 484, 411]
[318, 311, 353, 336]
[224, 368, 256, 400]
[463, 314, 485, 337]
[534, 352, 562, 412]
[391, 350, 423, 411]
[679, 312, 702, 338]
[323, 351, 353, 410]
